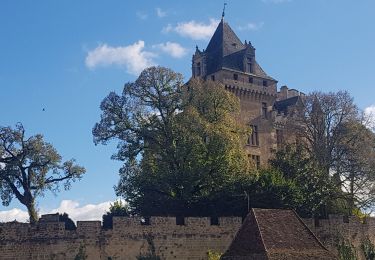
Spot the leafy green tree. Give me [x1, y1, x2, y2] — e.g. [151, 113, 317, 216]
[102, 200, 129, 229]
[93, 66, 253, 216]
[270, 144, 335, 217]
[0, 123, 85, 223]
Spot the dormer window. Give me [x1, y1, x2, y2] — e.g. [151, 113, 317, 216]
[246, 57, 252, 73]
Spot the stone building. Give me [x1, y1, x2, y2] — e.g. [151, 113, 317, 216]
[192, 16, 304, 167]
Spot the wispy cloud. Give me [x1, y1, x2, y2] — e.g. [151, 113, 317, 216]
[156, 7, 166, 18]
[136, 11, 148, 20]
[85, 41, 156, 75]
[262, 0, 292, 3]
[152, 42, 187, 58]
[0, 200, 120, 223]
[163, 19, 219, 40]
[238, 22, 265, 31]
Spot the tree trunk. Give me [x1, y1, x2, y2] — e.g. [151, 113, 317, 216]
[25, 198, 38, 224]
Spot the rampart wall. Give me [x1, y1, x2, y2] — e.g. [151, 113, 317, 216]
[0, 214, 241, 260]
[1, 213, 374, 260]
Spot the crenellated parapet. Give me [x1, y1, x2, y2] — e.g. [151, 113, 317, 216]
[0, 215, 242, 259]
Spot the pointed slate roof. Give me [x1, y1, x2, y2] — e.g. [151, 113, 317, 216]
[206, 19, 245, 57]
[203, 19, 276, 81]
[221, 209, 337, 260]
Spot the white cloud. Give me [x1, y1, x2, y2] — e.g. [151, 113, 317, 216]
[49, 200, 111, 221]
[163, 19, 220, 40]
[0, 200, 122, 223]
[262, 0, 292, 3]
[156, 7, 166, 18]
[364, 105, 375, 130]
[0, 208, 29, 222]
[152, 42, 187, 58]
[238, 22, 264, 31]
[136, 11, 148, 20]
[85, 41, 156, 75]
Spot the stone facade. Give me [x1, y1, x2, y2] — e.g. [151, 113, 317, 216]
[192, 18, 305, 166]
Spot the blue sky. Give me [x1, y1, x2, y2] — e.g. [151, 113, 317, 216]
[1, 0, 375, 221]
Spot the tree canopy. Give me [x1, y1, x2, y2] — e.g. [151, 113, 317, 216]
[278, 91, 375, 216]
[0, 123, 86, 223]
[93, 67, 257, 216]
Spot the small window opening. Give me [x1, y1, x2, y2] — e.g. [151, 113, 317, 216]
[249, 77, 253, 84]
[141, 217, 151, 225]
[210, 217, 219, 226]
[196, 62, 201, 76]
[262, 103, 267, 119]
[263, 80, 268, 87]
[176, 216, 185, 225]
[233, 74, 238, 81]
[211, 75, 215, 81]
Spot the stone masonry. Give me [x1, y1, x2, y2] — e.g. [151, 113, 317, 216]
[0, 213, 374, 259]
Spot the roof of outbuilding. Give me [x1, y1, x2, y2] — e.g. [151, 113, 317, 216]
[221, 208, 337, 260]
[274, 96, 301, 114]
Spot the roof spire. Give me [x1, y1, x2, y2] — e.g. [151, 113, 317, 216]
[221, 3, 227, 20]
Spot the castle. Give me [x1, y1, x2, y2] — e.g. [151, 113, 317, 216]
[2, 13, 372, 260]
[192, 15, 304, 167]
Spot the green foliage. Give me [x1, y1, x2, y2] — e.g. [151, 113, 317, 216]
[93, 67, 254, 217]
[270, 144, 335, 217]
[59, 213, 76, 230]
[102, 200, 129, 229]
[74, 244, 87, 260]
[207, 250, 222, 260]
[361, 238, 375, 260]
[283, 91, 375, 216]
[337, 240, 357, 260]
[0, 123, 85, 223]
[249, 168, 302, 210]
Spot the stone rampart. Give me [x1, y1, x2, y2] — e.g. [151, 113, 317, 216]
[1, 213, 374, 259]
[0, 214, 242, 260]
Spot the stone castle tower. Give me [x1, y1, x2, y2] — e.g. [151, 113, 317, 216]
[192, 16, 304, 166]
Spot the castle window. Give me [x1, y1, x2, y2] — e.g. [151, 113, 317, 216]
[248, 125, 259, 146]
[196, 62, 201, 76]
[249, 77, 253, 84]
[233, 74, 238, 81]
[249, 154, 260, 169]
[263, 80, 268, 87]
[262, 103, 267, 119]
[246, 57, 252, 73]
[211, 75, 215, 81]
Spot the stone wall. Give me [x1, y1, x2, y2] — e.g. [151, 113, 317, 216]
[303, 215, 375, 260]
[1, 214, 374, 260]
[0, 214, 242, 260]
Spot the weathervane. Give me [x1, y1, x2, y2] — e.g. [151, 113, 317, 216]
[222, 2, 227, 20]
